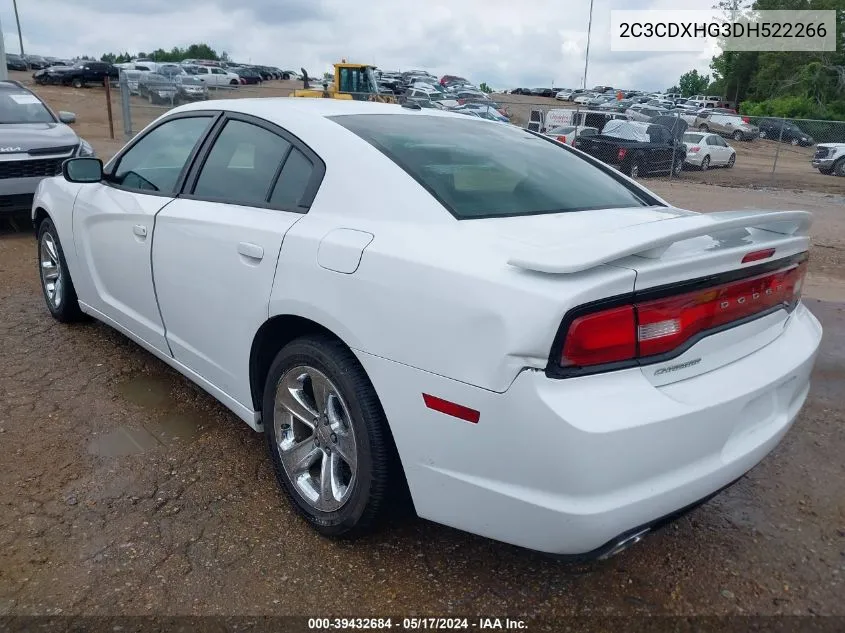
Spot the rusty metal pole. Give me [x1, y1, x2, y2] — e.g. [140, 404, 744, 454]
[104, 77, 115, 140]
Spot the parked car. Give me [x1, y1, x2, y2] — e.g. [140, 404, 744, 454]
[625, 106, 668, 122]
[192, 65, 241, 87]
[682, 132, 736, 170]
[6, 53, 28, 71]
[695, 112, 758, 141]
[757, 119, 815, 146]
[138, 73, 178, 105]
[544, 125, 599, 146]
[237, 68, 264, 85]
[35, 99, 820, 559]
[573, 93, 594, 105]
[0, 80, 94, 215]
[157, 64, 188, 79]
[121, 70, 144, 95]
[811, 143, 845, 175]
[35, 61, 117, 88]
[174, 76, 209, 102]
[555, 90, 574, 101]
[24, 55, 50, 70]
[574, 118, 686, 177]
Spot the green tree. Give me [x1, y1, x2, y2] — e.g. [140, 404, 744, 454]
[678, 70, 711, 96]
[479, 82, 492, 93]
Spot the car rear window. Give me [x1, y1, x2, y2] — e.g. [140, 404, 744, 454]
[330, 114, 652, 219]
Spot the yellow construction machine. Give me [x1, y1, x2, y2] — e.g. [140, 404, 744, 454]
[292, 61, 396, 103]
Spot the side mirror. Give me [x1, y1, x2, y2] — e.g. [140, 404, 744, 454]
[58, 111, 76, 124]
[63, 157, 103, 183]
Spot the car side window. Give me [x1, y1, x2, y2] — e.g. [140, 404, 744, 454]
[212, 68, 225, 75]
[112, 116, 212, 193]
[193, 119, 291, 206]
[269, 148, 315, 210]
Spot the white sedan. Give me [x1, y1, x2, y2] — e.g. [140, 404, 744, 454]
[34, 99, 821, 558]
[683, 131, 737, 170]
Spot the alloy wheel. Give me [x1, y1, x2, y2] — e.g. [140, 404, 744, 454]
[40, 232, 62, 308]
[273, 366, 358, 512]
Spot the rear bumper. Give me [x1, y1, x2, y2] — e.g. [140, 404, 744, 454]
[358, 304, 822, 555]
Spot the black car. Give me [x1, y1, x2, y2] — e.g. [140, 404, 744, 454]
[25, 55, 50, 69]
[757, 119, 815, 146]
[34, 61, 117, 88]
[237, 68, 263, 85]
[6, 53, 28, 71]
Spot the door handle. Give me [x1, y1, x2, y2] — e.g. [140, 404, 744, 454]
[133, 224, 147, 238]
[238, 242, 264, 261]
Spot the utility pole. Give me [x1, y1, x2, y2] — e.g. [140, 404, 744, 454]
[0, 13, 8, 81]
[582, 0, 595, 89]
[13, 0, 24, 56]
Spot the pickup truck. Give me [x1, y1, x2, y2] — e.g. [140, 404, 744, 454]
[573, 119, 687, 178]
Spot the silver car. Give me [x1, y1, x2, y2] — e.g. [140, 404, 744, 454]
[694, 112, 758, 141]
[0, 80, 94, 215]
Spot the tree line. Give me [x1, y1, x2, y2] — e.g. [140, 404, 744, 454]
[97, 43, 228, 65]
[669, 0, 845, 120]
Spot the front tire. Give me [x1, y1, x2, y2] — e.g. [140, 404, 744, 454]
[37, 218, 85, 323]
[71, 78, 84, 89]
[834, 158, 845, 177]
[263, 335, 396, 537]
[733, 130, 743, 141]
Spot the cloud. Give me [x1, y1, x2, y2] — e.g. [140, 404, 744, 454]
[0, 0, 715, 90]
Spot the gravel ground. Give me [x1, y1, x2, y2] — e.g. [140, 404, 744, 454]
[1, 178, 844, 619]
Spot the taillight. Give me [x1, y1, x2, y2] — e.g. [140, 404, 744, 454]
[689, 146, 700, 153]
[561, 306, 636, 366]
[617, 148, 627, 161]
[557, 135, 567, 143]
[558, 260, 807, 369]
[742, 116, 750, 123]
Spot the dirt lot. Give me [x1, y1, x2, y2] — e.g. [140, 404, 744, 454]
[1, 71, 845, 623]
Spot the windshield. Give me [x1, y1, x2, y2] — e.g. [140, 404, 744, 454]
[0, 90, 55, 124]
[548, 126, 577, 135]
[330, 114, 650, 219]
[683, 133, 704, 144]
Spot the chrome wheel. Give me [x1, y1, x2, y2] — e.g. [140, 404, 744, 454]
[40, 232, 62, 308]
[273, 366, 357, 512]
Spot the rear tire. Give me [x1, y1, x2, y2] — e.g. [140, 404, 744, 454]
[37, 218, 85, 323]
[834, 158, 845, 177]
[71, 78, 84, 89]
[732, 130, 743, 141]
[759, 129, 768, 139]
[700, 155, 710, 171]
[263, 335, 399, 538]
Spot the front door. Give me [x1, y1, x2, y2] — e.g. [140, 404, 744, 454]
[72, 114, 215, 353]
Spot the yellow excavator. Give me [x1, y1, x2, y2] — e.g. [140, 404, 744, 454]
[292, 61, 396, 103]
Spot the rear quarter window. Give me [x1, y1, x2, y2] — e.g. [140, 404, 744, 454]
[330, 113, 655, 219]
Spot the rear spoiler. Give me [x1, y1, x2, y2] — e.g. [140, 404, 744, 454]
[508, 210, 813, 274]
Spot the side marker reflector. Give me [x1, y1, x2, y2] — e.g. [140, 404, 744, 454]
[741, 248, 776, 264]
[423, 394, 480, 424]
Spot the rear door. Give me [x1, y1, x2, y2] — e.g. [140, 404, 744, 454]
[151, 113, 325, 408]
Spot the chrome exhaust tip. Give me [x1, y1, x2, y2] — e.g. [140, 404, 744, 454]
[596, 527, 651, 561]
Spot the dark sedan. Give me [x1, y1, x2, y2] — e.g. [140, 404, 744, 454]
[757, 119, 815, 146]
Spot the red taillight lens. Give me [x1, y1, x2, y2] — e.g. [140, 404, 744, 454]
[689, 146, 700, 153]
[557, 135, 567, 143]
[618, 148, 627, 161]
[742, 116, 750, 123]
[561, 306, 636, 366]
[559, 261, 807, 368]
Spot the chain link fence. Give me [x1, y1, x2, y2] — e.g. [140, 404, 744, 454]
[108, 77, 844, 194]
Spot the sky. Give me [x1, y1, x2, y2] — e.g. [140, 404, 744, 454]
[0, 0, 718, 91]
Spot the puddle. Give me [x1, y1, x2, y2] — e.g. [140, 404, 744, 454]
[90, 375, 206, 456]
[114, 374, 173, 409]
[88, 426, 161, 457]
